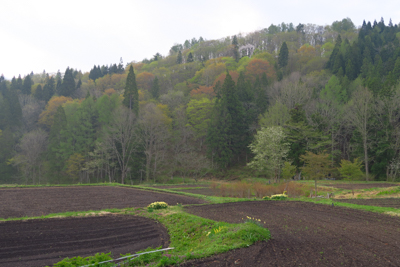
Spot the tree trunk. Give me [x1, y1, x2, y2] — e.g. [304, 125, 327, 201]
[315, 179, 318, 197]
[363, 139, 369, 181]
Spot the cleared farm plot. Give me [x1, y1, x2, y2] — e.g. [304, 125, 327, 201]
[0, 215, 168, 267]
[182, 201, 400, 266]
[0, 186, 206, 219]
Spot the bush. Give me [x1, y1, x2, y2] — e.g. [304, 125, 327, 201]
[147, 201, 168, 210]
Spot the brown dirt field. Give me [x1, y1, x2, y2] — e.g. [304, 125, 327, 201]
[322, 183, 399, 190]
[335, 198, 400, 208]
[0, 215, 168, 267]
[0, 186, 205, 219]
[180, 201, 400, 266]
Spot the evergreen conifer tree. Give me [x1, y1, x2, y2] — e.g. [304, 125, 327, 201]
[35, 84, 43, 100]
[278, 42, 289, 68]
[59, 67, 76, 97]
[206, 72, 246, 167]
[232, 35, 240, 62]
[42, 76, 55, 102]
[16, 75, 23, 92]
[177, 51, 183, 64]
[22, 75, 32, 95]
[150, 76, 160, 100]
[123, 65, 139, 115]
[187, 52, 194, 63]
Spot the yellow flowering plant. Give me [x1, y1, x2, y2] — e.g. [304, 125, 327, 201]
[263, 191, 287, 200]
[147, 201, 169, 210]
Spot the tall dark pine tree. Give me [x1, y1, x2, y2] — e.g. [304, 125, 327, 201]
[59, 67, 76, 97]
[123, 65, 139, 115]
[22, 75, 32, 95]
[187, 52, 194, 63]
[150, 76, 160, 100]
[0, 76, 22, 130]
[42, 76, 55, 102]
[177, 51, 183, 64]
[232, 35, 239, 62]
[117, 57, 124, 73]
[56, 70, 62, 95]
[76, 78, 82, 91]
[16, 75, 23, 92]
[35, 84, 43, 100]
[278, 42, 289, 68]
[206, 72, 246, 168]
[10, 77, 18, 92]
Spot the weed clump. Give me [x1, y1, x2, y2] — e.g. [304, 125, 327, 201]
[147, 201, 168, 210]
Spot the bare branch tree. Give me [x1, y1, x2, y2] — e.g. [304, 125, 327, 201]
[12, 129, 48, 184]
[345, 86, 373, 181]
[139, 103, 171, 182]
[103, 106, 137, 184]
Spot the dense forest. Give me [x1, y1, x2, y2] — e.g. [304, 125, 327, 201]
[1, 17, 400, 184]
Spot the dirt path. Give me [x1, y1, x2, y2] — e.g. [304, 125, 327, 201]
[181, 201, 400, 266]
[0, 215, 169, 267]
[0, 186, 205, 219]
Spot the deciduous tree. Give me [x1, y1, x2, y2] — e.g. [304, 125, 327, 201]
[300, 151, 332, 196]
[345, 86, 373, 180]
[248, 126, 290, 182]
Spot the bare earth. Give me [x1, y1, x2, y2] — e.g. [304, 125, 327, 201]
[0, 214, 169, 267]
[0, 186, 206, 219]
[180, 201, 400, 267]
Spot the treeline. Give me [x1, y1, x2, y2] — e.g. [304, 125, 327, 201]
[1, 17, 400, 185]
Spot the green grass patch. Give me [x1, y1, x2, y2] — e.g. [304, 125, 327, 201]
[292, 197, 400, 215]
[376, 187, 400, 196]
[134, 206, 270, 266]
[50, 206, 270, 267]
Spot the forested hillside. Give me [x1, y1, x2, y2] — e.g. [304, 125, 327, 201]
[1, 17, 400, 184]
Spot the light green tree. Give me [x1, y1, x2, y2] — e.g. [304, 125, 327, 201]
[186, 97, 214, 149]
[300, 151, 332, 196]
[281, 161, 296, 180]
[248, 126, 289, 182]
[338, 158, 363, 195]
[259, 100, 290, 127]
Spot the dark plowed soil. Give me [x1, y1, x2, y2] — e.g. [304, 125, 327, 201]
[0, 215, 169, 267]
[335, 198, 400, 208]
[0, 186, 205, 219]
[181, 201, 400, 266]
[322, 183, 399, 190]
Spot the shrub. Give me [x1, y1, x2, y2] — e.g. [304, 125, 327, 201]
[147, 201, 168, 210]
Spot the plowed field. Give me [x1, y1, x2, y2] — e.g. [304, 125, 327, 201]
[181, 201, 400, 266]
[0, 215, 168, 267]
[335, 198, 400, 208]
[0, 186, 205, 219]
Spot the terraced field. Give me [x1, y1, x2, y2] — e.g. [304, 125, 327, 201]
[0, 215, 169, 267]
[182, 201, 400, 266]
[0, 186, 205, 219]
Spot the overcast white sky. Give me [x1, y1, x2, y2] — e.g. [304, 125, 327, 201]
[1, 0, 398, 79]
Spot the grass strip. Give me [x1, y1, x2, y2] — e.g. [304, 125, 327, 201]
[49, 206, 270, 267]
[291, 197, 400, 215]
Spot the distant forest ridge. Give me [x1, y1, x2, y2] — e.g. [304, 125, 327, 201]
[1, 17, 400, 185]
